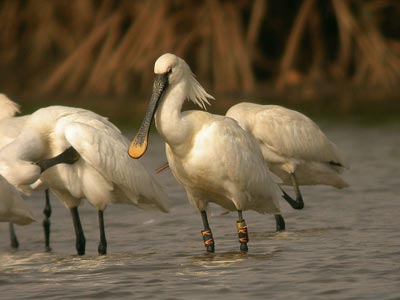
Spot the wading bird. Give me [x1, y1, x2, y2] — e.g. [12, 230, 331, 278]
[0, 174, 35, 226]
[1, 105, 169, 255]
[226, 102, 349, 208]
[0, 94, 54, 250]
[129, 53, 283, 253]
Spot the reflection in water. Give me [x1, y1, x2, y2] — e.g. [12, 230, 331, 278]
[190, 251, 255, 265]
[0, 125, 400, 300]
[176, 250, 282, 278]
[251, 226, 349, 240]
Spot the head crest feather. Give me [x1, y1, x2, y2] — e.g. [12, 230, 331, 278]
[185, 66, 214, 111]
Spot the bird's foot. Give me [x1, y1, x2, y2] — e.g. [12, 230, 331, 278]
[281, 189, 304, 210]
[98, 241, 107, 255]
[76, 236, 86, 256]
[275, 214, 286, 231]
[10, 237, 19, 249]
[43, 219, 51, 252]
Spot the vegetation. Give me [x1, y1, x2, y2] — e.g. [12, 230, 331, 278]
[0, 0, 399, 109]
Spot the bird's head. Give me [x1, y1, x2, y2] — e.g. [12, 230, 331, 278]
[128, 53, 214, 159]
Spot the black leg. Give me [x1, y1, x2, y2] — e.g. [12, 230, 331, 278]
[274, 214, 286, 231]
[200, 210, 215, 253]
[43, 189, 52, 252]
[70, 207, 86, 255]
[237, 210, 249, 252]
[97, 210, 107, 255]
[9, 223, 19, 249]
[281, 172, 304, 210]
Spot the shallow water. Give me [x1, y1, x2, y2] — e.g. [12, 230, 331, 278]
[1, 122, 400, 300]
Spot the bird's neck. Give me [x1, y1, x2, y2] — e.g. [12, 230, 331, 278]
[155, 81, 190, 147]
[0, 128, 46, 162]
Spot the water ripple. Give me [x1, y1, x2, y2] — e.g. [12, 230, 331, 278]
[1, 126, 399, 300]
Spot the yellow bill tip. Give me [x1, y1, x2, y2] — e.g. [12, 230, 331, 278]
[128, 140, 147, 159]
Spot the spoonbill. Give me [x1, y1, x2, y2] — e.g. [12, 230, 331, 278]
[129, 53, 282, 253]
[226, 102, 349, 207]
[1, 105, 169, 255]
[0, 174, 35, 225]
[0, 94, 53, 250]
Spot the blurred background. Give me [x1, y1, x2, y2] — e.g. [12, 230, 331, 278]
[1, 3, 399, 297]
[0, 0, 399, 125]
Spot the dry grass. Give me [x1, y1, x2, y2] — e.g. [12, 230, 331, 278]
[0, 0, 399, 98]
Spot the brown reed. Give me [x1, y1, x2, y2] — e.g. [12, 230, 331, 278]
[0, 0, 398, 97]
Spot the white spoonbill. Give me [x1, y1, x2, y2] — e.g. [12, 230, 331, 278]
[0, 94, 34, 249]
[1, 105, 169, 255]
[226, 102, 349, 208]
[1, 173, 35, 246]
[129, 53, 282, 253]
[0, 94, 54, 250]
[0, 174, 35, 225]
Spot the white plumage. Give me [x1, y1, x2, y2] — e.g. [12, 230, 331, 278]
[226, 102, 349, 188]
[130, 53, 282, 252]
[0, 175, 35, 225]
[164, 112, 281, 214]
[0, 94, 21, 120]
[1, 105, 169, 254]
[1, 105, 169, 211]
[0, 94, 34, 226]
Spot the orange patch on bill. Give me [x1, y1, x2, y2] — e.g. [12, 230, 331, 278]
[128, 139, 147, 159]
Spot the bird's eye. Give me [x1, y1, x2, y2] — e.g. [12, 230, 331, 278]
[167, 68, 172, 74]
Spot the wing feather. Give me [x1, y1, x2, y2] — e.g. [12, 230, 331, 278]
[0, 175, 35, 225]
[252, 106, 348, 167]
[64, 119, 169, 212]
[186, 114, 281, 213]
